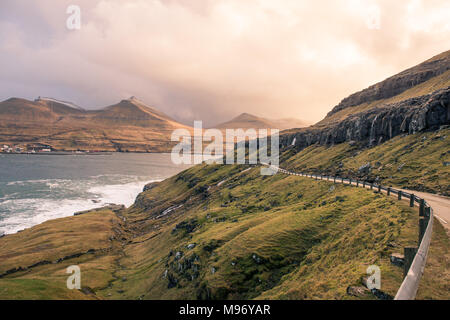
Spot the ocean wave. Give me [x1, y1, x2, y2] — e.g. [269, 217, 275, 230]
[0, 178, 161, 235]
[7, 178, 72, 186]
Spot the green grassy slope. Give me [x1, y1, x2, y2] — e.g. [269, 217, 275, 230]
[281, 128, 450, 196]
[0, 160, 447, 299]
[96, 164, 423, 300]
[0, 209, 124, 300]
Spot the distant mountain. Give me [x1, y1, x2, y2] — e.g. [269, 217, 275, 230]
[214, 113, 309, 131]
[0, 97, 192, 152]
[37, 97, 85, 111]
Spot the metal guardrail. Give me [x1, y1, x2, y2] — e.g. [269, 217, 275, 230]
[395, 206, 433, 300]
[265, 164, 434, 300]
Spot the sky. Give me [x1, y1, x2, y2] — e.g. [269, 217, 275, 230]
[0, 0, 449, 127]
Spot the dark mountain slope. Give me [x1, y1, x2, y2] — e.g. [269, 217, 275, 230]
[281, 50, 450, 150]
[328, 50, 450, 116]
[0, 97, 192, 152]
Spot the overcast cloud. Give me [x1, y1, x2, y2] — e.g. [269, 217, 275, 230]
[0, 0, 449, 126]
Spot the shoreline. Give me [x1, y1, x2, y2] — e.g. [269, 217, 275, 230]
[0, 153, 191, 236]
[0, 151, 173, 156]
[0, 178, 163, 237]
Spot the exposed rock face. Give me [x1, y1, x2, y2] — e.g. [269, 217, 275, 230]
[328, 51, 450, 116]
[143, 181, 160, 192]
[390, 253, 405, 267]
[74, 204, 125, 216]
[281, 87, 449, 150]
[346, 286, 371, 298]
[358, 163, 372, 174]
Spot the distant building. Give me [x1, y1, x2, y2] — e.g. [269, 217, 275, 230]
[27, 143, 54, 152]
[1, 145, 12, 153]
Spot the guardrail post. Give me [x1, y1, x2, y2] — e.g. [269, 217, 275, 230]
[363, 181, 365, 188]
[419, 217, 428, 244]
[425, 206, 431, 218]
[349, 178, 351, 186]
[370, 183, 373, 190]
[410, 195, 414, 207]
[333, 176, 336, 183]
[387, 187, 391, 196]
[419, 199, 425, 217]
[398, 191, 402, 200]
[378, 185, 381, 192]
[356, 180, 359, 187]
[403, 247, 417, 278]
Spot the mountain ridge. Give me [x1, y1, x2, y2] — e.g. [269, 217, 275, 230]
[214, 112, 309, 130]
[0, 96, 192, 152]
[281, 50, 450, 150]
[327, 50, 450, 117]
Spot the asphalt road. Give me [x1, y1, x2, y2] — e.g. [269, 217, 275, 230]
[270, 165, 450, 233]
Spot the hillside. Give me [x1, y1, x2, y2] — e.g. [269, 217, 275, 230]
[281, 50, 450, 149]
[0, 97, 192, 152]
[327, 50, 450, 117]
[281, 128, 450, 196]
[0, 153, 448, 300]
[0, 51, 448, 300]
[215, 113, 309, 131]
[0, 165, 426, 299]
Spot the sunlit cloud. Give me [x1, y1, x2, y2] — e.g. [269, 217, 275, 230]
[0, 0, 448, 126]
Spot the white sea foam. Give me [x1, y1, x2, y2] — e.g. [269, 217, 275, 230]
[0, 178, 161, 235]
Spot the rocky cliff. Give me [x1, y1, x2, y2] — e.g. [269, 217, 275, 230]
[281, 87, 449, 149]
[281, 50, 450, 150]
[327, 50, 450, 116]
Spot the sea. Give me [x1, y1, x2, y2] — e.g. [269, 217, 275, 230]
[0, 153, 191, 235]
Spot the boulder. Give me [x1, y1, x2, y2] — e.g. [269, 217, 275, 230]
[390, 253, 405, 267]
[143, 181, 159, 192]
[80, 286, 96, 295]
[358, 163, 372, 174]
[74, 204, 125, 216]
[346, 286, 371, 298]
[252, 254, 262, 264]
[175, 251, 183, 260]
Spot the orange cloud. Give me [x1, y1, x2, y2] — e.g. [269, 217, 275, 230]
[0, 0, 449, 126]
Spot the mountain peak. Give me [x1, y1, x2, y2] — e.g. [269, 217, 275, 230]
[215, 112, 308, 130]
[233, 113, 260, 121]
[126, 96, 140, 102]
[35, 97, 85, 111]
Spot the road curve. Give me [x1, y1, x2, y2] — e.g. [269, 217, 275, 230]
[399, 189, 449, 233]
[267, 164, 450, 233]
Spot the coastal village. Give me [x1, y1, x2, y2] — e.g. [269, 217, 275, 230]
[1, 143, 54, 153]
[0, 143, 112, 154]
